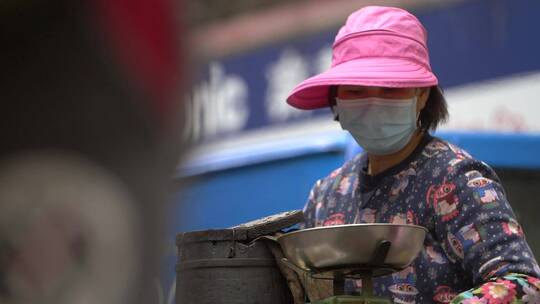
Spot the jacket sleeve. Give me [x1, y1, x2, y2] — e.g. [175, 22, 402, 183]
[429, 157, 540, 302]
[300, 179, 324, 229]
[450, 273, 540, 303]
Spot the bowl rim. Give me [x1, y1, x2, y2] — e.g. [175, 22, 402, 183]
[277, 223, 428, 241]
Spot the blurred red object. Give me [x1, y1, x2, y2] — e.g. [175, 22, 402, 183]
[0, 0, 186, 303]
[92, 0, 183, 123]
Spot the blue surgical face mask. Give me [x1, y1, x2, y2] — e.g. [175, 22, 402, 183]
[336, 96, 418, 155]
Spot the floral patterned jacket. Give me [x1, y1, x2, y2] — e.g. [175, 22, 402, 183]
[301, 134, 540, 303]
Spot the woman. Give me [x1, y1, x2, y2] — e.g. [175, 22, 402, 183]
[286, 6, 540, 303]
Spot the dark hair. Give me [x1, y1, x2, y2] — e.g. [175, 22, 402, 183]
[327, 85, 449, 131]
[328, 85, 339, 120]
[418, 86, 448, 131]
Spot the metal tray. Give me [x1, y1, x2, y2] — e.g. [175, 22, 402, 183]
[277, 224, 427, 278]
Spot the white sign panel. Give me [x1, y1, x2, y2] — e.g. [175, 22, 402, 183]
[442, 72, 540, 133]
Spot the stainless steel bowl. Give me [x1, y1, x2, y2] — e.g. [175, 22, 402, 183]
[277, 224, 427, 277]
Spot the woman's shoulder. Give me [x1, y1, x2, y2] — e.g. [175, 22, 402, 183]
[421, 135, 498, 180]
[421, 136, 480, 168]
[421, 136, 472, 160]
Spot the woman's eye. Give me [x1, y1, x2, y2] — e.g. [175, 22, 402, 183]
[382, 87, 416, 98]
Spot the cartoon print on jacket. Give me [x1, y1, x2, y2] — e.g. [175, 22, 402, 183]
[467, 176, 500, 208]
[337, 174, 354, 196]
[427, 179, 459, 222]
[448, 143, 472, 159]
[389, 211, 416, 225]
[389, 267, 418, 304]
[406, 210, 417, 225]
[422, 140, 449, 158]
[389, 167, 417, 201]
[323, 212, 345, 226]
[502, 218, 524, 236]
[433, 285, 457, 303]
[390, 212, 407, 224]
[425, 245, 447, 264]
[446, 224, 483, 260]
[446, 144, 472, 173]
[354, 208, 377, 223]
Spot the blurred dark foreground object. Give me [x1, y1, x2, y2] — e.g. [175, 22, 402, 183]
[0, 0, 184, 303]
[176, 210, 304, 304]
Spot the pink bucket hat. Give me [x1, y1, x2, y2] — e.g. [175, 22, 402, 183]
[287, 6, 439, 110]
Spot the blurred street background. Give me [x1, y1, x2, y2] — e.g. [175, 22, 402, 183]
[2, 0, 539, 304]
[171, 0, 540, 302]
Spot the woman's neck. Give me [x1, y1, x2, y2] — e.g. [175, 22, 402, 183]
[367, 130, 425, 175]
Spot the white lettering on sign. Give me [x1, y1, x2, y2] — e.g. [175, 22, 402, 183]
[184, 62, 249, 141]
[265, 48, 312, 122]
[314, 45, 332, 73]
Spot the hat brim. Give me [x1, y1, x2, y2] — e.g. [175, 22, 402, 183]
[287, 57, 438, 110]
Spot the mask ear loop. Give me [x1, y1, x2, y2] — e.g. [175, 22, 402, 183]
[328, 85, 339, 121]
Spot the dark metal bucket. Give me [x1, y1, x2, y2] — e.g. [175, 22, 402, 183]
[176, 229, 293, 304]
